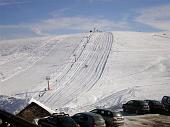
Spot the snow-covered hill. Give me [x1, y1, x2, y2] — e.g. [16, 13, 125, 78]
[0, 32, 170, 114]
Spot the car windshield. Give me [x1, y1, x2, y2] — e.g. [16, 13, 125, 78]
[168, 98, 170, 103]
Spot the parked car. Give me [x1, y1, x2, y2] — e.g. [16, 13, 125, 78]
[90, 109, 124, 127]
[144, 100, 165, 113]
[72, 112, 106, 127]
[122, 100, 150, 114]
[161, 96, 170, 112]
[38, 112, 79, 127]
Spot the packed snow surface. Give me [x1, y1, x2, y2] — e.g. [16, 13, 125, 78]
[0, 32, 170, 114]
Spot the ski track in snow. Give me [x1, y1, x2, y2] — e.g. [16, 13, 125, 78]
[32, 32, 113, 108]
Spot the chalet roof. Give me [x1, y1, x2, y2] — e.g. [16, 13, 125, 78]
[28, 98, 56, 114]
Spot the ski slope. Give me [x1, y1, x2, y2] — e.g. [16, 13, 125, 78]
[0, 34, 84, 95]
[34, 32, 113, 109]
[0, 32, 170, 114]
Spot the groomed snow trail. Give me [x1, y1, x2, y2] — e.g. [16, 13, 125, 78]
[35, 32, 113, 109]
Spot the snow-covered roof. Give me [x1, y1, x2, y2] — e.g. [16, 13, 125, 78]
[29, 98, 56, 114]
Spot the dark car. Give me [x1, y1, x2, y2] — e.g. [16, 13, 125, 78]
[38, 113, 79, 127]
[161, 96, 170, 112]
[72, 112, 106, 127]
[144, 100, 165, 114]
[122, 100, 150, 114]
[90, 109, 124, 127]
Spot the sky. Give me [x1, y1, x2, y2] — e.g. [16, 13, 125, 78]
[0, 0, 170, 39]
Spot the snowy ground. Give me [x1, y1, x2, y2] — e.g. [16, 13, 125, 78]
[0, 31, 170, 115]
[124, 114, 170, 127]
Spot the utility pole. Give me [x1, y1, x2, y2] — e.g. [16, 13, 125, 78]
[46, 76, 50, 90]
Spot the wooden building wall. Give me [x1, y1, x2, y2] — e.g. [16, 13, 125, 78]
[16, 102, 51, 122]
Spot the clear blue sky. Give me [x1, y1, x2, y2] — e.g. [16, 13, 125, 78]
[0, 0, 170, 39]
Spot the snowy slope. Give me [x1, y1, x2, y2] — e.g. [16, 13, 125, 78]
[33, 32, 113, 109]
[86, 32, 170, 110]
[0, 32, 170, 115]
[0, 34, 85, 95]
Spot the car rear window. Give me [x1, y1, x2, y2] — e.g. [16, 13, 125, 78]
[106, 111, 113, 117]
[162, 96, 170, 104]
[152, 101, 161, 105]
[139, 101, 147, 105]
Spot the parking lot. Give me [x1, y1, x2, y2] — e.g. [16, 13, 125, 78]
[124, 114, 170, 127]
